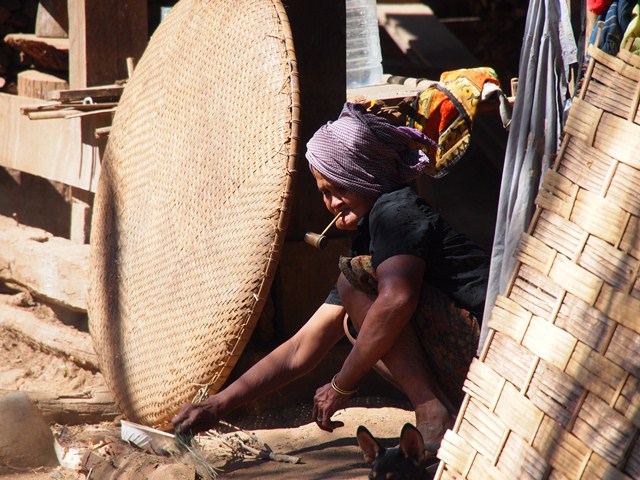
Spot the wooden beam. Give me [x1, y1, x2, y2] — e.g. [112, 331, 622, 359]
[0, 92, 104, 191]
[0, 301, 96, 369]
[0, 387, 118, 424]
[376, 3, 480, 73]
[68, 0, 148, 88]
[0, 215, 89, 311]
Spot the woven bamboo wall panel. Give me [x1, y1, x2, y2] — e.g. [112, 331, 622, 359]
[483, 333, 536, 390]
[87, 0, 299, 425]
[559, 139, 613, 192]
[497, 432, 547, 480]
[555, 293, 615, 351]
[436, 45, 640, 479]
[527, 361, 582, 428]
[534, 210, 583, 257]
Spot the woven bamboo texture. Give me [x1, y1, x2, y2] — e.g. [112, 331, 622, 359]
[436, 45, 640, 479]
[87, 0, 299, 426]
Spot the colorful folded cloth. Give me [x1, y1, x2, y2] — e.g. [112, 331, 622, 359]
[589, 0, 614, 15]
[405, 67, 505, 178]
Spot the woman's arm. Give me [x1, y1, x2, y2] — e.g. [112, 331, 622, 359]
[336, 254, 425, 389]
[172, 302, 346, 433]
[313, 255, 425, 429]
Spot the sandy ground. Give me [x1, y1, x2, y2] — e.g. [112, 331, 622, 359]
[0, 315, 422, 480]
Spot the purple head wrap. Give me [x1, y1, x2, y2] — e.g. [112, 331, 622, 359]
[305, 103, 436, 197]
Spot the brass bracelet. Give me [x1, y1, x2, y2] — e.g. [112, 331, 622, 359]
[331, 374, 357, 396]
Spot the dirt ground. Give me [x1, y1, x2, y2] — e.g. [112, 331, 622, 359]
[0, 320, 422, 480]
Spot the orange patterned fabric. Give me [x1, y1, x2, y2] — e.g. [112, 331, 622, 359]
[406, 67, 502, 178]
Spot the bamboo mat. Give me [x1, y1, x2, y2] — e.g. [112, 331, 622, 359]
[87, 0, 299, 426]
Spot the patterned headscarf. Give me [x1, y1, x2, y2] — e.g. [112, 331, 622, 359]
[305, 103, 435, 197]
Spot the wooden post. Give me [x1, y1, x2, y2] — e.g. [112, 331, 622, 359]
[67, 0, 147, 88]
[69, 186, 92, 243]
[65, 0, 145, 243]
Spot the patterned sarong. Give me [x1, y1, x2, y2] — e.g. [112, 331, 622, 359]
[339, 255, 480, 407]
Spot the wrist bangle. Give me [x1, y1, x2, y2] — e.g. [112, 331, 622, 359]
[331, 374, 358, 396]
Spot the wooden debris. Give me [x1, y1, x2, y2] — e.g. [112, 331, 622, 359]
[35, 0, 69, 38]
[4, 33, 69, 71]
[205, 422, 301, 465]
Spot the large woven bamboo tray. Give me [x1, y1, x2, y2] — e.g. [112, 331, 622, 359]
[87, 0, 299, 426]
[436, 45, 640, 479]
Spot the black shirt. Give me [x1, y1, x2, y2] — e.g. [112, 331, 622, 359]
[325, 186, 489, 320]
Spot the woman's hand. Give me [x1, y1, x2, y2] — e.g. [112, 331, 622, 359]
[171, 396, 222, 434]
[312, 382, 348, 432]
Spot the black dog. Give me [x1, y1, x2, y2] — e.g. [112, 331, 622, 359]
[356, 423, 439, 480]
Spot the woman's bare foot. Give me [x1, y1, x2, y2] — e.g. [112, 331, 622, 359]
[414, 400, 454, 453]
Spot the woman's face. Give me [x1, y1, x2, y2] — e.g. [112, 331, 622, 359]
[312, 168, 375, 231]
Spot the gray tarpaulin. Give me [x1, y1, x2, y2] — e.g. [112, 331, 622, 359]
[478, 0, 578, 352]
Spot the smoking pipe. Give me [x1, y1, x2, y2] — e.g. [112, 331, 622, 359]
[304, 211, 342, 249]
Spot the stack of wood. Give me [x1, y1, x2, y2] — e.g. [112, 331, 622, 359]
[19, 84, 123, 123]
[3, 0, 69, 98]
[0, 214, 119, 424]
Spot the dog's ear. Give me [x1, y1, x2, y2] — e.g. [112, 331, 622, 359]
[399, 423, 426, 465]
[356, 425, 385, 464]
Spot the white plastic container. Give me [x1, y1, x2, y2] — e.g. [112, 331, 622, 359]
[346, 0, 383, 87]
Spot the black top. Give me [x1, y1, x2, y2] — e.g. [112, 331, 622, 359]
[325, 186, 489, 320]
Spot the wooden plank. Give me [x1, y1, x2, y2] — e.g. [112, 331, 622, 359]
[0, 215, 89, 311]
[45, 85, 124, 102]
[0, 92, 104, 191]
[68, 0, 147, 88]
[347, 78, 428, 103]
[21, 102, 119, 113]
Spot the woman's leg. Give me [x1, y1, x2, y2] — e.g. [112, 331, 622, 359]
[337, 274, 454, 452]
